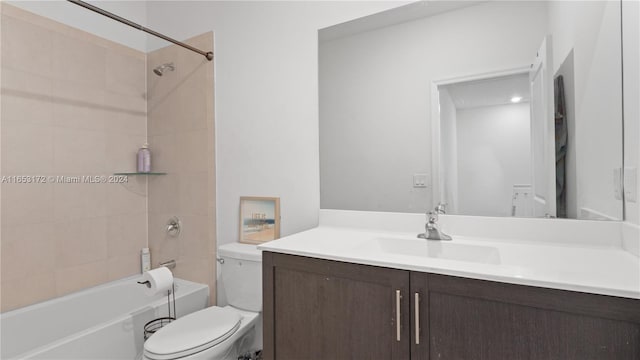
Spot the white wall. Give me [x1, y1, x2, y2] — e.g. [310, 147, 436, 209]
[6, 1, 148, 51]
[623, 0, 640, 226]
[456, 103, 532, 217]
[438, 89, 458, 213]
[144, 1, 407, 246]
[547, 1, 623, 220]
[319, 1, 548, 213]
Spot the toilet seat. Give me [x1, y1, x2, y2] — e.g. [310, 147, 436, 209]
[144, 306, 242, 360]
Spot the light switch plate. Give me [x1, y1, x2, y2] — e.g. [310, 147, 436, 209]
[624, 167, 637, 203]
[614, 168, 623, 200]
[413, 174, 428, 188]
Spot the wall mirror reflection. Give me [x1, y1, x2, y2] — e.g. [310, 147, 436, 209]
[436, 71, 534, 218]
[319, 0, 624, 221]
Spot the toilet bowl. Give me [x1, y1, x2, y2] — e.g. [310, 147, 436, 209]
[143, 243, 262, 360]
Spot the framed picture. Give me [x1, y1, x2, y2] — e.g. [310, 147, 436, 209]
[239, 196, 280, 244]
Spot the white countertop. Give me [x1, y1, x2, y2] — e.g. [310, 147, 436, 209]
[259, 225, 640, 299]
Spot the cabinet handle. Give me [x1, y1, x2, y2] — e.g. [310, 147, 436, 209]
[414, 292, 420, 345]
[396, 290, 401, 342]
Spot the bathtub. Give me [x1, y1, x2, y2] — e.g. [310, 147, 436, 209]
[1, 275, 209, 359]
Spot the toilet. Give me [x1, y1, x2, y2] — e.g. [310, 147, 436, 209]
[143, 243, 262, 360]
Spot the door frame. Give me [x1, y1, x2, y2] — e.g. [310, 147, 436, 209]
[529, 36, 557, 218]
[430, 65, 532, 210]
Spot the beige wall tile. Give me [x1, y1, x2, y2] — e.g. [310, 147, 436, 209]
[179, 172, 209, 216]
[51, 80, 108, 132]
[51, 33, 106, 88]
[106, 51, 146, 98]
[1, 121, 54, 174]
[1, 10, 214, 311]
[176, 131, 209, 173]
[178, 215, 211, 257]
[179, 75, 209, 131]
[1, 223, 55, 282]
[147, 32, 216, 304]
[1, 92, 53, 127]
[1, 6, 151, 310]
[106, 180, 147, 216]
[51, 79, 106, 113]
[104, 113, 146, 136]
[53, 182, 107, 221]
[1, 67, 52, 99]
[148, 174, 179, 214]
[172, 255, 212, 291]
[53, 127, 107, 173]
[107, 213, 147, 258]
[55, 260, 108, 296]
[1, 182, 54, 226]
[1, 272, 57, 312]
[54, 217, 108, 268]
[51, 102, 108, 132]
[147, 134, 178, 172]
[107, 253, 141, 281]
[104, 91, 146, 116]
[1, 4, 145, 60]
[147, 95, 181, 136]
[1, 14, 52, 76]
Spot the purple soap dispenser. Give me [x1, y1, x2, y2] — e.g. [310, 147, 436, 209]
[137, 143, 151, 173]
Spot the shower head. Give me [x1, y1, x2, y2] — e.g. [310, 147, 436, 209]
[153, 62, 175, 76]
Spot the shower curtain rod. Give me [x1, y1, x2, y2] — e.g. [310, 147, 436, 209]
[67, 0, 213, 61]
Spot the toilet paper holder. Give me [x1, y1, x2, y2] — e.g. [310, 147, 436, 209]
[137, 260, 176, 288]
[137, 267, 178, 340]
[142, 283, 177, 340]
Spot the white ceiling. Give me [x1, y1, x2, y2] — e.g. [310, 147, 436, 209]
[319, 1, 483, 43]
[442, 73, 531, 110]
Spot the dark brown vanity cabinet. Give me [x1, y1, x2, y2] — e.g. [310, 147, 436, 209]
[411, 272, 640, 360]
[263, 252, 640, 360]
[262, 252, 411, 359]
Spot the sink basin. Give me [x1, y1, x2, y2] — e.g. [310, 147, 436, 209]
[359, 237, 501, 265]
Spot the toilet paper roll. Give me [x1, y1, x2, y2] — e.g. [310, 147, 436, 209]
[140, 266, 174, 296]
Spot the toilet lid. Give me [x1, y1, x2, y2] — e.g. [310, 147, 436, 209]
[144, 306, 242, 360]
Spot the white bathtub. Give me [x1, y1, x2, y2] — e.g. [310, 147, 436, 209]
[1, 275, 209, 359]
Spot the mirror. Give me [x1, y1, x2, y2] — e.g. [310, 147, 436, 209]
[319, 0, 624, 220]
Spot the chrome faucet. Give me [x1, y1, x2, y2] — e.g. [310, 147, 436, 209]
[417, 207, 452, 241]
[435, 202, 447, 215]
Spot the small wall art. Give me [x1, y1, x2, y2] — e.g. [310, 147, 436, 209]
[239, 196, 281, 244]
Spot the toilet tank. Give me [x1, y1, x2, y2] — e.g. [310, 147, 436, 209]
[218, 243, 262, 312]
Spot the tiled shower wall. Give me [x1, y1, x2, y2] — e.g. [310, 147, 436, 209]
[146, 33, 217, 305]
[0, 4, 148, 311]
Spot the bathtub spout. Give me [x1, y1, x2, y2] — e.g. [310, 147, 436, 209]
[160, 259, 176, 270]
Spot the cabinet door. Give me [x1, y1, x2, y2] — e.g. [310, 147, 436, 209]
[263, 252, 410, 360]
[411, 272, 640, 360]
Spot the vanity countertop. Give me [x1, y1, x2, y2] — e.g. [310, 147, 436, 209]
[258, 225, 640, 300]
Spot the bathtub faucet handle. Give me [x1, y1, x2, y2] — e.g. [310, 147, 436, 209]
[137, 280, 151, 288]
[166, 216, 181, 237]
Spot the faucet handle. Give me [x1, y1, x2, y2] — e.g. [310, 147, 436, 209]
[435, 203, 447, 214]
